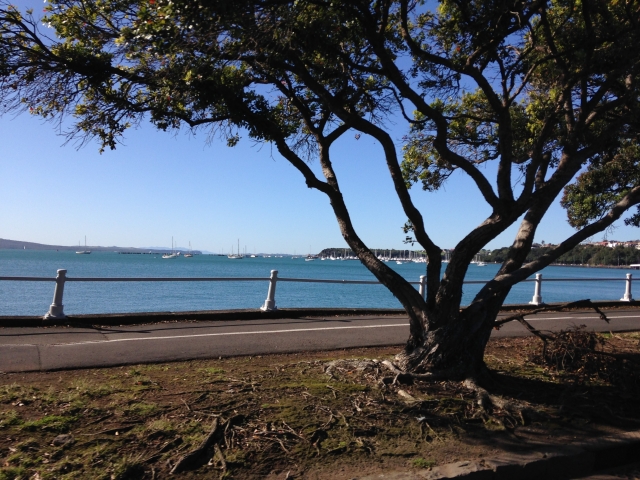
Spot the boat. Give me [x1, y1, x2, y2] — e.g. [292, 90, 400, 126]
[305, 247, 315, 261]
[76, 236, 91, 254]
[184, 241, 193, 258]
[162, 237, 178, 259]
[472, 254, 486, 266]
[228, 239, 244, 259]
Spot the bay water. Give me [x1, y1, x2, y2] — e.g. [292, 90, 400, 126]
[0, 249, 635, 316]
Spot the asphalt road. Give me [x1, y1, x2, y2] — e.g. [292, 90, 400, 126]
[1, 308, 639, 372]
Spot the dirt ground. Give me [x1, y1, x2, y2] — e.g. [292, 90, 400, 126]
[1, 331, 639, 480]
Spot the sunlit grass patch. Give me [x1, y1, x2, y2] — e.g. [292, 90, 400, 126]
[66, 377, 115, 399]
[21, 414, 77, 433]
[412, 457, 436, 468]
[0, 383, 40, 404]
[145, 418, 177, 438]
[123, 402, 157, 418]
[0, 466, 27, 480]
[0, 409, 23, 427]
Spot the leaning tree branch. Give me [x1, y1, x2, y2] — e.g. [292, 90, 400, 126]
[271, 112, 432, 338]
[493, 299, 610, 329]
[500, 127, 631, 277]
[283, 55, 443, 305]
[492, 299, 618, 371]
[497, 186, 640, 288]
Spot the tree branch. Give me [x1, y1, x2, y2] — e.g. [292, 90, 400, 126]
[491, 186, 640, 290]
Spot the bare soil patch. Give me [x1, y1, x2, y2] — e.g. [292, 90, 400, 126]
[1, 332, 639, 479]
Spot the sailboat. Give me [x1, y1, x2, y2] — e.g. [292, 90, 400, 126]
[227, 239, 244, 259]
[305, 246, 315, 261]
[76, 236, 91, 254]
[162, 237, 178, 259]
[473, 254, 486, 266]
[184, 241, 193, 258]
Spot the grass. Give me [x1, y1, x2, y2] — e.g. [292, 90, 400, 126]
[21, 415, 77, 433]
[412, 457, 436, 469]
[0, 333, 638, 479]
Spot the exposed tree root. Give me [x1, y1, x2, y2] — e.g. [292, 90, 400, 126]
[380, 359, 450, 384]
[463, 378, 509, 411]
[323, 359, 382, 377]
[321, 307, 634, 431]
[170, 418, 226, 474]
[375, 358, 530, 424]
[324, 358, 453, 390]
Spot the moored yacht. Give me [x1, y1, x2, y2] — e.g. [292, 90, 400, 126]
[76, 236, 91, 254]
[184, 241, 193, 258]
[228, 239, 244, 259]
[162, 237, 178, 259]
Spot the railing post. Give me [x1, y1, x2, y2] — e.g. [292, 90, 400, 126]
[261, 270, 278, 311]
[419, 275, 426, 301]
[44, 269, 67, 320]
[529, 273, 543, 305]
[621, 273, 633, 301]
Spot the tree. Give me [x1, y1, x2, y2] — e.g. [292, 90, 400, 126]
[2, 0, 640, 383]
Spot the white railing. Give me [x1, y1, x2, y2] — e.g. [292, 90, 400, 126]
[0, 269, 634, 319]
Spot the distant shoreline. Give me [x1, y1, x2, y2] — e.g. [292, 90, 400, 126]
[549, 263, 637, 270]
[3, 238, 639, 269]
[485, 261, 636, 270]
[0, 238, 200, 254]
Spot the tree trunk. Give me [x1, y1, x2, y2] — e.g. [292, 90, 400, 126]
[394, 290, 509, 379]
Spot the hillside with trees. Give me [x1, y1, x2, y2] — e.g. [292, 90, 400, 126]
[485, 244, 640, 267]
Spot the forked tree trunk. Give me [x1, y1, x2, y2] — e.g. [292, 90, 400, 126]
[394, 287, 510, 378]
[322, 191, 511, 379]
[325, 198, 518, 378]
[302, 138, 516, 379]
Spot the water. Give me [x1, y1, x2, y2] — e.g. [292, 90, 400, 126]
[0, 249, 635, 315]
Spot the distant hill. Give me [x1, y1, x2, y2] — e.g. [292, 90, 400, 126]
[0, 238, 200, 254]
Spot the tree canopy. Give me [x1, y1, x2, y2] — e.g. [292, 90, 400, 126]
[2, 0, 640, 377]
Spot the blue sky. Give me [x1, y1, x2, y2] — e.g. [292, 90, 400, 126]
[2, 2, 639, 254]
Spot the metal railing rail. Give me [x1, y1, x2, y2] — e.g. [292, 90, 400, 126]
[2, 277, 272, 282]
[0, 269, 633, 319]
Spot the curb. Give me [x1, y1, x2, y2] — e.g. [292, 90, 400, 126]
[357, 430, 640, 479]
[0, 308, 407, 328]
